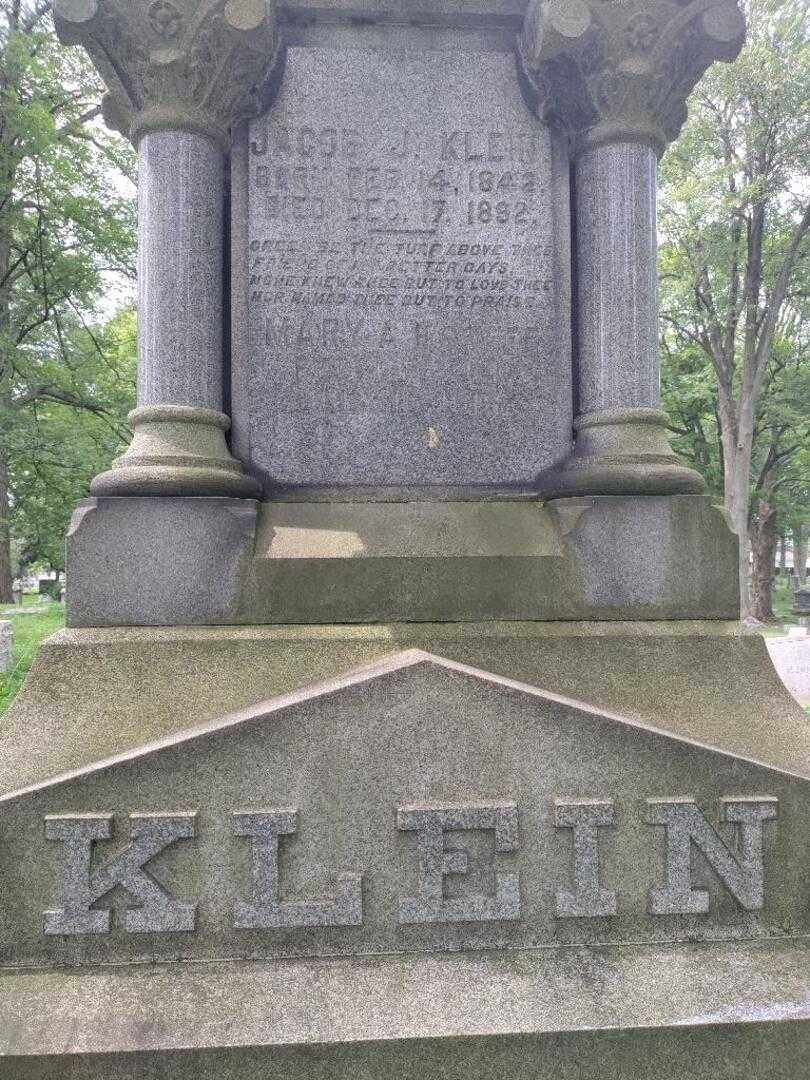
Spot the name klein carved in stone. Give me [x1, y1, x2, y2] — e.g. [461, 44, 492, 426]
[42, 796, 778, 936]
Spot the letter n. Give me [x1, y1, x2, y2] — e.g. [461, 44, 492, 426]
[645, 798, 777, 915]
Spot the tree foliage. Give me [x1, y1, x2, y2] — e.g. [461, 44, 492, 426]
[0, 2, 136, 599]
[10, 306, 135, 571]
[659, 0, 810, 616]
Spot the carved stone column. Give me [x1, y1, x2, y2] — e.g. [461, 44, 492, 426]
[522, 0, 745, 496]
[54, 0, 282, 497]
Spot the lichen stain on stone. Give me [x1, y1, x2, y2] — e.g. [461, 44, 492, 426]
[426, 427, 441, 450]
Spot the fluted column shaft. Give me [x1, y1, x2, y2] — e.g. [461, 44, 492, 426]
[542, 136, 705, 496]
[138, 131, 224, 411]
[53, 0, 279, 499]
[574, 142, 659, 415]
[89, 125, 258, 497]
[522, 0, 745, 497]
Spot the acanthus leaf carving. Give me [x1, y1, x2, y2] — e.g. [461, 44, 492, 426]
[53, 0, 283, 149]
[520, 0, 746, 156]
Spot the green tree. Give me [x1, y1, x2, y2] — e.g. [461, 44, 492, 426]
[747, 352, 810, 620]
[9, 305, 135, 573]
[659, 0, 810, 616]
[663, 301, 809, 620]
[0, 2, 136, 601]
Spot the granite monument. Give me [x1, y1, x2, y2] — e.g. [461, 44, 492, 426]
[0, 1, 807, 1076]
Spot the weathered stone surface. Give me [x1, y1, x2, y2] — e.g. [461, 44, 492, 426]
[521, 0, 746, 155]
[766, 635, 810, 706]
[66, 495, 739, 625]
[518, 0, 743, 498]
[86, 128, 262, 496]
[7, 623, 804, 797]
[574, 143, 659, 413]
[137, 131, 224, 411]
[0, 940, 808, 1077]
[54, 3, 275, 499]
[232, 39, 572, 495]
[22, 4, 804, 1077]
[538, 408, 708, 497]
[547, 495, 739, 617]
[0, 621, 12, 674]
[66, 497, 258, 626]
[1, 624, 807, 1074]
[0, 650, 807, 971]
[53, 0, 281, 149]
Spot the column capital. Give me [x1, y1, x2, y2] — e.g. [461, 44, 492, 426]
[54, 0, 283, 150]
[520, 0, 745, 156]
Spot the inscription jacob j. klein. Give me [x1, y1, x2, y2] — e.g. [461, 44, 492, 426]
[237, 47, 573, 489]
[41, 797, 778, 936]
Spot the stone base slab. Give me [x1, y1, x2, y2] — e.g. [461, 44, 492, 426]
[2, 621, 807, 1077]
[2, 940, 808, 1078]
[66, 495, 739, 626]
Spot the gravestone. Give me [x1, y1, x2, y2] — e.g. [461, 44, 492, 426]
[1, 1, 808, 1077]
[234, 45, 573, 493]
[0, 622, 12, 674]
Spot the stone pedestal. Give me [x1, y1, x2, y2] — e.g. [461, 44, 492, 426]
[4, 2, 806, 1078]
[1, 623, 808, 1077]
[66, 494, 739, 626]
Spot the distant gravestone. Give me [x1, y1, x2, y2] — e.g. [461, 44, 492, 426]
[0, 622, 12, 674]
[793, 586, 810, 627]
[767, 635, 810, 705]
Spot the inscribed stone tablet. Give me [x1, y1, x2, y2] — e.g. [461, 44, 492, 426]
[234, 43, 572, 494]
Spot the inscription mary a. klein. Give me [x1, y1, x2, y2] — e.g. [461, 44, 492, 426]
[237, 45, 573, 487]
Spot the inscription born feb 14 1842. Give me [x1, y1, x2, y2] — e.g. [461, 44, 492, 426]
[235, 48, 572, 492]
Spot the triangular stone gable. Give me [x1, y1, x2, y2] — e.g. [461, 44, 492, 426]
[0, 651, 806, 973]
[4, 649, 808, 803]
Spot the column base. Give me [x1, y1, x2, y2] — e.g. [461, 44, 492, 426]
[90, 406, 261, 498]
[538, 409, 706, 497]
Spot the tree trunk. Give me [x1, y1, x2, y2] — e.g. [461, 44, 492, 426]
[750, 499, 779, 622]
[0, 147, 14, 608]
[0, 444, 13, 604]
[779, 533, 787, 575]
[719, 419, 751, 618]
[795, 524, 808, 585]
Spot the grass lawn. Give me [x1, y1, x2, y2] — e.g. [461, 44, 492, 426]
[772, 575, 800, 625]
[0, 597, 65, 717]
[756, 576, 802, 637]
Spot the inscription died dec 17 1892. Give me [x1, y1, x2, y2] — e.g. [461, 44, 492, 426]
[235, 46, 572, 493]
